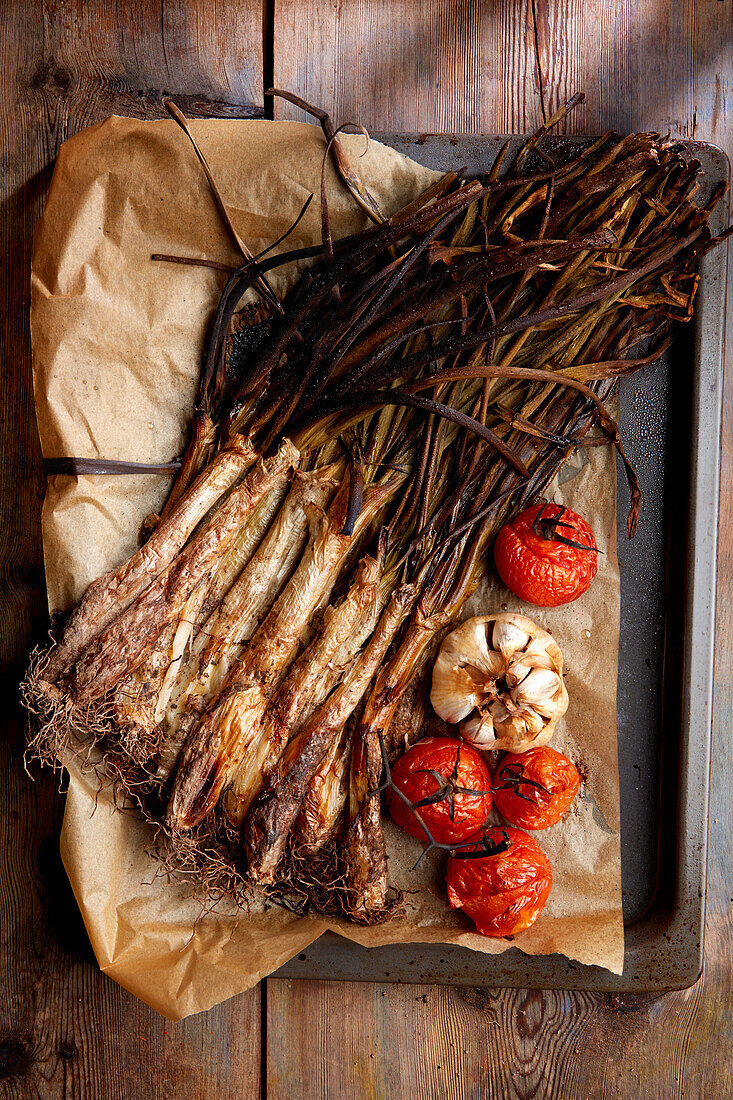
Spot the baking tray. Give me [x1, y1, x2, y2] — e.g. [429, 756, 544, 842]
[275, 134, 730, 992]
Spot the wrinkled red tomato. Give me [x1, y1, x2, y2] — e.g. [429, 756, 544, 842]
[494, 502, 598, 607]
[493, 747, 580, 830]
[446, 826, 552, 937]
[386, 736, 493, 845]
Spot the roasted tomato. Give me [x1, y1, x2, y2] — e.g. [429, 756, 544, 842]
[386, 736, 493, 844]
[446, 826, 552, 937]
[494, 502, 598, 607]
[493, 747, 580, 829]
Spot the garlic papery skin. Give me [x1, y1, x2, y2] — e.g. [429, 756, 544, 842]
[492, 619, 530, 660]
[431, 612, 568, 753]
[430, 664, 483, 723]
[460, 712, 496, 748]
[513, 667, 564, 711]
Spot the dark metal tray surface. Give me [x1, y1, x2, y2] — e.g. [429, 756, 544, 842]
[275, 135, 729, 992]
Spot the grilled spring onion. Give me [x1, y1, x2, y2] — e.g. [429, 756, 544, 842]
[166, 475, 400, 830]
[244, 583, 417, 886]
[221, 553, 383, 826]
[45, 436, 254, 681]
[294, 719, 354, 857]
[71, 440, 298, 702]
[112, 475, 293, 768]
[157, 466, 339, 777]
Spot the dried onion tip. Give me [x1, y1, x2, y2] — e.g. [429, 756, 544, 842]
[430, 613, 568, 753]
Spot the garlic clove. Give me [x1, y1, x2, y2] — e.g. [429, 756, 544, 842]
[460, 711, 496, 748]
[430, 663, 482, 723]
[512, 667, 563, 709]
[495, 714, 527, 740]
[440, 617, 505, 678]
[515, 705, 546, 736]
[489, 698, 511, 723]
[546, 677, 569, 722]
[492, 617, 531, 660]
[506, 644, 555, 688]
[505, 657, 532, 689]
[492, 722, 555, 754]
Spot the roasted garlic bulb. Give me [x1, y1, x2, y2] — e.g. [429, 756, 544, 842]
[430, 613, 568, 753]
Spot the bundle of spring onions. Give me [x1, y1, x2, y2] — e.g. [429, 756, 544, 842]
[24, 91, 730, 923]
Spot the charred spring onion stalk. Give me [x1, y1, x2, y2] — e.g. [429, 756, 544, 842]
[154, 466, 339, 781]
[343, 547, 479, 916]
[23, 90, 731, 925]
[112, 473, 293, 768]
[154, 470, 295, 719]
[71, 439, 299, 702]
[45, 436, 254, 681]
[166, 476, 399, 830]
[244, 583, 417, 886]
[221, 552, 384, 826]
[293, 717, 355, 857]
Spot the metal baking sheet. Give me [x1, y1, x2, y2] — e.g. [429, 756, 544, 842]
[275, 135, 729, 992]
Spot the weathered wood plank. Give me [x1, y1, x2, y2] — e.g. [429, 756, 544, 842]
[274, 0, 731, 137]
[1, 2, 262, 1096]
[273, 0, 547, 133]
[269, 1, 732, 1097]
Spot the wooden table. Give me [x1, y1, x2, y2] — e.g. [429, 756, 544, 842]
[2, 3, 730, 1096]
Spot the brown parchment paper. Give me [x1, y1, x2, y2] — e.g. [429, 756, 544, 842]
[31, 117, 624, 1020]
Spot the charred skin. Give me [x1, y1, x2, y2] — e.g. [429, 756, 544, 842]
[154, 473, 294, 730]
[293, 722, 354, 855]
[71, 440, 298, 701]
[46, 436, 254, 681]
[186, 468, 340, 697]
[243, 717, 345, 885]
[123, 482, 291, 744]
[221, 555, 382, 827]
[244, 585, 416, 886]
[169, 683, 267, 829]
[152, 478, 296, 778]
[159, 467, 339, 780]
[384, 645, 437, 762]
[112, 622, 177, 763]
[158, 410, 217, 523]
[342, 727, 389, 918]
[343, 606, 455, 917]
[166, 481, 357, 830]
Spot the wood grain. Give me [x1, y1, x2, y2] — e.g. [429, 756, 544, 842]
[0, 3, 262, 1097]
[273, 0, 536, 133]
[274, 0, 730, 138]
[269, 1, 733, 1097]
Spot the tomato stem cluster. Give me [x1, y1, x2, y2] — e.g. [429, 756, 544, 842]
[493, 761, 552, 805]
[372, 733, 512, 868]
[532, 502, 600, 553]
[410, 741, 494, 823]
